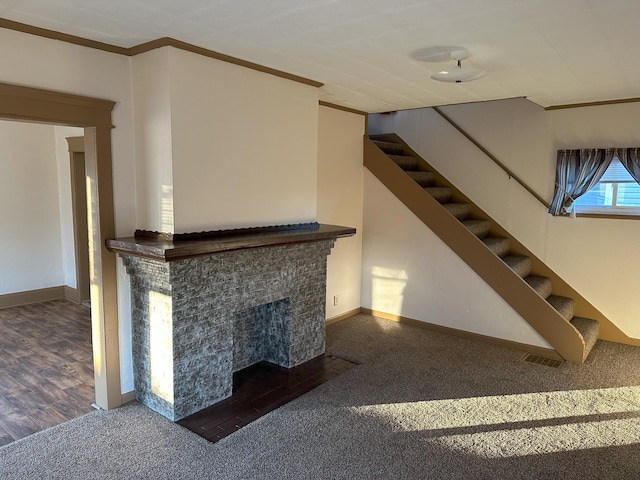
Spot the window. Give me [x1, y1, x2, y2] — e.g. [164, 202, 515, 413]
[572, 157, 640, 215]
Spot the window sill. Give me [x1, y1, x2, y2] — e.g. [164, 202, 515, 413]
[575, 212, 640, 220]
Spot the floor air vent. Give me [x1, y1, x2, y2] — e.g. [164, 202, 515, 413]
[522, 353, 563, 368]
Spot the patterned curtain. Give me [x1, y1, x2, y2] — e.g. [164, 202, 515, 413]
[616, 148, 640, 184]
[549, 148, 614, 215]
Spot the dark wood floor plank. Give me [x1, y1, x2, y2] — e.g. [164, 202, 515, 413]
[178, 355, 358, 443]
[0, 299, 94, 447]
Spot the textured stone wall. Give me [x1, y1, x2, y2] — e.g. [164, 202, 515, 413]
[122, 239, 335, 421]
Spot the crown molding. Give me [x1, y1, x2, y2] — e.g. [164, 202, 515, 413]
[319, 101, 367, 116]
[545, 97, 640, 110]
[0, 18, 323, 88]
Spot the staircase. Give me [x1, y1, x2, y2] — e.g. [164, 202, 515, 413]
[366, 133, 601, 363]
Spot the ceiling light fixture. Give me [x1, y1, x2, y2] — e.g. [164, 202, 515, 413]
[430, 49, 486, 83]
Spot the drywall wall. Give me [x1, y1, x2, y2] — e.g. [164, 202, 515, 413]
[0, 27, 136, 392]
[169, 47, 319, 232]
[362, 170, 550, 347]
[54, 125, 85, 289]
[131, 48, 175, 233]
[0, 120, 64, 295]
[368, 98, 640, 339]
[317, 105, 365, 320]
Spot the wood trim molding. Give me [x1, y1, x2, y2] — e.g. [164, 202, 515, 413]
[366, 134, 588, 362]
[0, 21, 323, 89]
[0, 286, 65, 309]
[121, 391, 136, 404]
[319, 101, 367, 116]
[361, 308, 564, 361]
[0, 81, 122, 410]
[326, 305, 565, 360]
[66, 136, 85, 152]
[545, 97, 640, 110]
[576, 213, 640, 221]
[365, 134, 637, 351]
[130, 37, 323, 88]
[0, 18, 129, 55]
[325, 308, 362, 325]
[64, 286, 81, 304]
[0, 83, 115, 127]
[0, 286, 83, 308]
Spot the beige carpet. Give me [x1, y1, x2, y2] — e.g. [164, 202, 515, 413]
[1, 313, 639, 479]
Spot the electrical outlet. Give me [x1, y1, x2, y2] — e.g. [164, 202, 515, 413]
[333, 295, 339, 306]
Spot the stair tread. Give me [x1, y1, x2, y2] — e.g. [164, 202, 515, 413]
[502, 255, 532, 278]
[389, 154, 419, 170]
[571, 317, 600, 362]
[424, 186, 452, 203]
[482, 236, 510, 257]
[443, 202, 471, 220]
[372, 139, 403, 155]
[547, 295, 576, 321]
[524, 275, 553, 299]
[407, 171, 434, 186]
[462, 219, 490, 238]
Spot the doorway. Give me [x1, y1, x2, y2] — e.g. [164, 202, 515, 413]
[67, 137, 90, 305]
[0, 82, 121, 410]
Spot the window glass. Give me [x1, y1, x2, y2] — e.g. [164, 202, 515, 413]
[573, 157, 640, 214]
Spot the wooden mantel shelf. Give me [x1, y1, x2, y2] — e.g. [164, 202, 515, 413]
[106, 222, 356, 262]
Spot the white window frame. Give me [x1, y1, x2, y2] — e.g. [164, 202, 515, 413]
[572, 157, 640, 217]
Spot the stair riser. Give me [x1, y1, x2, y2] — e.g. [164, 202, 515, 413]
[483, 238, 510, 257]
[503, 256, 532, 278]
[407, 171, 434, 187]
[462, 220, 490, 239]
[547, 295, 576, 322]
[389, 155, 418, 170]
[443, 203, 471, 220]
[369, 134, 602, 363]
[372, 141, 403, 155]
[424, 187, 452, 204]
[524, 275, 553, 299]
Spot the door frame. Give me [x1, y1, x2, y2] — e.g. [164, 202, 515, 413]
[0, 82, 121, 410]
[67, 137, 90, 304]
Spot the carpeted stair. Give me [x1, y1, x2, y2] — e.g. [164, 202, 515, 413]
[370, 137, 600, 363]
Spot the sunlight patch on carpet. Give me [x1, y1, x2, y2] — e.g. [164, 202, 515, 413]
[348, 386, 640, 457]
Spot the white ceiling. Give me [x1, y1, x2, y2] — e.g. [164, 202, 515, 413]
[2, 0, 640, 113]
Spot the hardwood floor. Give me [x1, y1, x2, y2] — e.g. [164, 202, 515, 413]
[0, 299, 95, 447]
[0, 299, 356, 447]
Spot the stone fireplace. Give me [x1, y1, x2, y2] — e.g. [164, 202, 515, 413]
[107, 223, 355, 421]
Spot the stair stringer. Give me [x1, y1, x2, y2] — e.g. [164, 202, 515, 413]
[364, 135, 588, 363]
[368, 133, 632, 348]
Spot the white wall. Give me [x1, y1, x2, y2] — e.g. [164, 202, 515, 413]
[170, 48, 319, 232]
[0, 28, 136, 392]
[0, 120, 64, 295]
[362, 170, 549, 347]
[317, 105, 365, 320]
[368, 98, 640, 339]
[131, 48, 174, 233]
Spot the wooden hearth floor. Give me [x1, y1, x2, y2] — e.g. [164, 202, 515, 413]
[0, 299, 95, 447]
[178, 354, 358, 443]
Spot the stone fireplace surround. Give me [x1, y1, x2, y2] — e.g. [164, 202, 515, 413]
[107, 223, 355, 421]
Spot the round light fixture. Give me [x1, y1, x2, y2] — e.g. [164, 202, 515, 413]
[429, 49, 486, 83]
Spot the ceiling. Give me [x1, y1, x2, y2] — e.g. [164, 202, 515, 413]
[2, 0, 640, 113]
